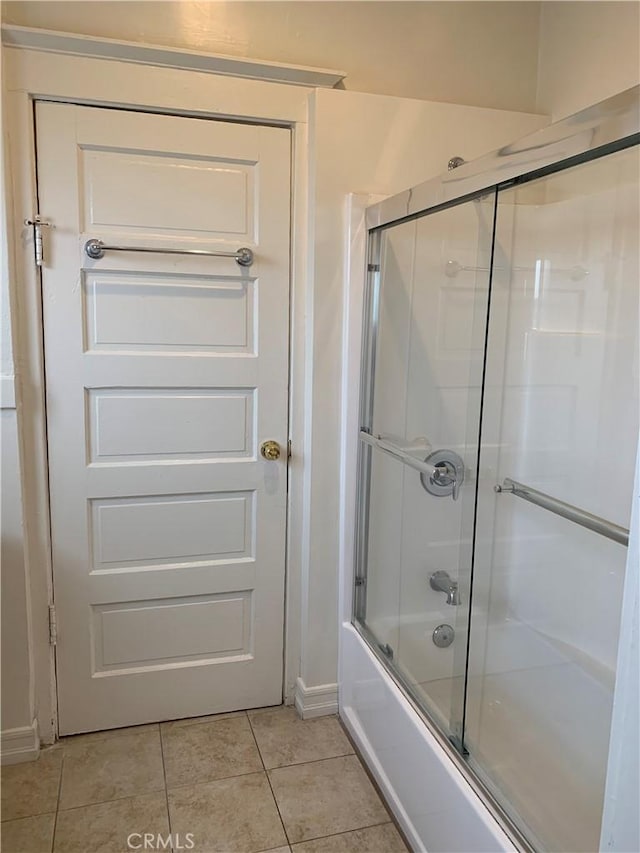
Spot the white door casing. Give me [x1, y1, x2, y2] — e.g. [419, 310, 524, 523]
[36, 102, 291, 735]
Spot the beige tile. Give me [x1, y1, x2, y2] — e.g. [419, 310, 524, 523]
[160, 710, 246, 733]
[268, 756, 389, 844]
[256, 848, 291, 853]
[60, 724, 158, 748]
[168, 772, 287, 852]
[0, 812, 55, 853]
[1, 749, 62, 821]
[54, 792, 169, 853]
[162, 715, 263, 788]
[247, 704, 286, 717]
[291, 823, 407, 852]
[249, 708, 353, 769]
[59, 728, 164, 810]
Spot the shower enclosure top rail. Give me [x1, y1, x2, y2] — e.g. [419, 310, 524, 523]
[495, 477, 630, 546]
[366, 85, 639, 231]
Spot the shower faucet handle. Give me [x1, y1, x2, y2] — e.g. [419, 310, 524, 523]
[452, 477, 460, 501]
[421, 450, 464, 501]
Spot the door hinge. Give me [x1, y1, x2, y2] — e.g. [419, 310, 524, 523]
[48, 604, 57, 646]
[24, 216, 53, 267]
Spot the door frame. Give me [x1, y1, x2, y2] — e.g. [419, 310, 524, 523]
[3, 42, 313, 743]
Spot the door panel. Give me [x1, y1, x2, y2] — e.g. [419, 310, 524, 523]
[84, 272, 256, 353]
[36, 102, 291, 734]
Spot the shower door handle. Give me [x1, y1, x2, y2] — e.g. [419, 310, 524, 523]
[360, 433, 464, 500]
[360, 432, 440, 477]
[360, 432, 462, 500]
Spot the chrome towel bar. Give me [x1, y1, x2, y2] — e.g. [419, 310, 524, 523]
[360, 431, 440, 478]
[84, 239, 254, 267]
[495, 477, 629, 546]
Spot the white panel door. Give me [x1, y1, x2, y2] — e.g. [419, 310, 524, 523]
[36, 102, 291, 735]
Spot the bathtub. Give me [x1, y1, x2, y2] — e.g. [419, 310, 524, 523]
[339, 622, 516, 852]
[340, 617, 613, 851]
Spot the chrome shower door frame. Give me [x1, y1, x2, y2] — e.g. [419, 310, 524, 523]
[352, 84, 640, 852]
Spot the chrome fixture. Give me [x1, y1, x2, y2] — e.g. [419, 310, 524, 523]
[420, 449, 464, 500]
[433, 624, 455, 648]
[359, 433, 462, 501]
[84, 239, 254, 267]
[430, 571, 461, 606]
[24, 216, 53, 267]
[495, 478, 629, 546]
[448, 156, 466, 170]
[358, 433, 464, 501]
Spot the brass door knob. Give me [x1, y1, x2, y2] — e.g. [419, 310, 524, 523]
[260, 440, 281, 461]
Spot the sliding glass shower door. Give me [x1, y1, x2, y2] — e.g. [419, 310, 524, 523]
[354, 140, 638, 851]
[466, 145, 639, 852]
[355, 191, 496, 743]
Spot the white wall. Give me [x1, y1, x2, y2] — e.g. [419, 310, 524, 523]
[1, 81, 33, 741]
[302, 88, 547, 695]
[1, 1, 541, 112]
[537, 1, 640, 119]
[0, 415, 31, 733]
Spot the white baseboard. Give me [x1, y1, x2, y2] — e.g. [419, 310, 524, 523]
[1, 721, 40, 765]
[294, 678, 338, 719]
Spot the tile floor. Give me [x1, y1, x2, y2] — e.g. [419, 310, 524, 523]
[1, 707, 409, 853]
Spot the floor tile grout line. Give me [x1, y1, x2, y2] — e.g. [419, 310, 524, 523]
[247, 710, 291, 848]
[265, 750, 356, 773]
[0, 808, 57, 824]
[159, 750, 359, 796]
[58, 723, 161, 750]
[290, 819, 396, 848]
[159, 711, 248, 735]
[53, 785, 167, 814]
[165, 766, 270, 793]
[158, 726, 174, 853]
[50, 749, 65, 853]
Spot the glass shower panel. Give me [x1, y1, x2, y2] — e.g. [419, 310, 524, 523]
[466, 146, 639, 852]
[358, 192, 496, 738]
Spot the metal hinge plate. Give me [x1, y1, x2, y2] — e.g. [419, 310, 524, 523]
[48, 604, 57, 646]
[24, 216, 53, 267]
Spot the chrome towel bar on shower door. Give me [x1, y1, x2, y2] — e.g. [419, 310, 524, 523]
[84, 239, 255, 267]
[360, 432, 464, 501]
[360, 431, 441, 478]
[495, 477, 629, 546]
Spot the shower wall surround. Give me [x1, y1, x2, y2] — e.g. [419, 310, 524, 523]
[344, 87, 640, 852]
